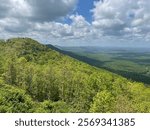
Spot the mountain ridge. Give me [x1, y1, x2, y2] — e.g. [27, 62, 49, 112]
[0, 38, 150, 113]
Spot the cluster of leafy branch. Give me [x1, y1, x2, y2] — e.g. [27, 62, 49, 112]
[0, 38, 150, 113]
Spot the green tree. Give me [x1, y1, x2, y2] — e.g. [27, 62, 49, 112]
[90, 90, 115, 113]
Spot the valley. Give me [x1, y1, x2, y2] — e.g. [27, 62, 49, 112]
[59, 46, 150, 85]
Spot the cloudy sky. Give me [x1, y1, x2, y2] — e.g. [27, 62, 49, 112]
[0, 0, 150, 47]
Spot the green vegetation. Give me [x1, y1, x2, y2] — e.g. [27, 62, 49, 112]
[59, 46, 150, 84]
[0, 38, 150, 113]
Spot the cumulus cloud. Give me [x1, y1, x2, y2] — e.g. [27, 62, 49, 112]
[0, 0, 79, 42]
[0, 0, 77, 32]
[33, 14, 92, 40]
[27, 0, 77, 22]
[0, 0, 10, 18]
[92, 0, 150, 40]
[0, 0, 77, 21]
[0, 0, 150, 45]
[0, 0, 32, 18]
[0, 18, 31, 33]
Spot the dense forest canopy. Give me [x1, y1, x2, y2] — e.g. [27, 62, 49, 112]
[0, 38, 150, 113]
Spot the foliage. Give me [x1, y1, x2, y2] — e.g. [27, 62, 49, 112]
[0, 38, 150, 113]
[0, 82, 35, 113]
[60, 46, 150, 84]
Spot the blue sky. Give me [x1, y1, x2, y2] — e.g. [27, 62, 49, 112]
[64, 0, 94, 24]
[0, 0, 150, 47]
[76, 0, 94, 22]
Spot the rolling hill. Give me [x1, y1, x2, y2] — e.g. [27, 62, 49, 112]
[58, 46, 150, 85]
[0, 38, 150, 113]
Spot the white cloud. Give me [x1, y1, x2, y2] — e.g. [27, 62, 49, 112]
[0, 0, 150, 45]
[27, 0, 77, 22]
[0, 0, 77, 21]
[92, 0, 150, 40]
[0, 0, 79, 41]
[0, 0, 32, 19]
[33, 14, 92, 40]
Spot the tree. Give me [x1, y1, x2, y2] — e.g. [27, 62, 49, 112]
[90, 90, 115, 113]
[3, 57, 17, 85]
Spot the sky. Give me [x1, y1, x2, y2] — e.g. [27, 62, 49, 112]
[0, 0, 150, 47]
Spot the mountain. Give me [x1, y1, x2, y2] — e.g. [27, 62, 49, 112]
[0, 38, 150, 113]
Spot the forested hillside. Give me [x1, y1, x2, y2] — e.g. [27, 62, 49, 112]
[57, 46, 150, 85]
[0, 38, 150, 113]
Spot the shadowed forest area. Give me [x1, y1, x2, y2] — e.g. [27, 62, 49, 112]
[58, 46, 150, 85]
